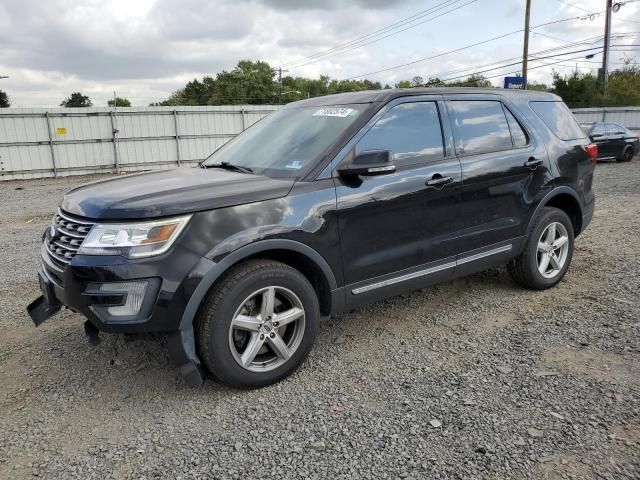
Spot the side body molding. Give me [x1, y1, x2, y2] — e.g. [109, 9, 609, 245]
[168, 239, 339, 386]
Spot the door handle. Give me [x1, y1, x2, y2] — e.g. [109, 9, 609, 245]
[425, 175, 454, 189]
[524, 157, 543, 170]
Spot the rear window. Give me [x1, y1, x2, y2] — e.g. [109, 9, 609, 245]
[529, 101, 585, 140]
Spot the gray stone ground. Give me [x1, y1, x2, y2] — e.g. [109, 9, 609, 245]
[1, 159, 638, 479]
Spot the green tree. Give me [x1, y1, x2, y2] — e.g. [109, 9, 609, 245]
[60, 92, 92, 107]
[551, 70, 601, 108]
[395, 80, 413, 88]
[0, 90, 9, 108]
[210, 60, 276, 105]
[526, 81, 550, 92]
[411, 76, 424, 87]
[448, 74, 492, 87]
[107, 97, 131, 107]
[425, 77, 445, 87]
[606, 60, 640, 106]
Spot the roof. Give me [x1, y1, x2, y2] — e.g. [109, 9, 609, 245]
[285, 87, 560, 108]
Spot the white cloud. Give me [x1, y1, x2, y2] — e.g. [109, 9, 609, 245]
[0, 0, 638, 107]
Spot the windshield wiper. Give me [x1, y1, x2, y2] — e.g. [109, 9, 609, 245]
[201, 161, 254, 174]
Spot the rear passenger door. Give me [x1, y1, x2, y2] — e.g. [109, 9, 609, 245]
[446, 96, 553, 260]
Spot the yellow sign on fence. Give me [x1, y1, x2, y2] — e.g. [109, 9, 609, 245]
[56, 127, 67, 135]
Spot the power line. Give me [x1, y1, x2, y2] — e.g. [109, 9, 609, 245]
[286, 0, 478, 70]
[415, 34, 606, 80]
[483, 54, 598, 80]
[282, 0, 465, 67]
[553, 0, 594, 14]
[441, 45, 640, 83]
[533, 31, 575, 44]
[347, 30, 523, 79]
[435, 46, 606, 82]
[346, 13, 607, 80]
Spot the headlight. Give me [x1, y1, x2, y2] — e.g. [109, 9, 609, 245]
[78, 215, 192, 258]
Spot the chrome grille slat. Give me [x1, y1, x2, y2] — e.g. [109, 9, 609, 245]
[57, 210, 96, 225]
[52, 240, 79, 252]
[44, 241, 72, 265]
[55, 226, 85, 238]
[43, 209, 96, 266]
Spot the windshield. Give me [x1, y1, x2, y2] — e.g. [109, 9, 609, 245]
[203, 105, 365, 177]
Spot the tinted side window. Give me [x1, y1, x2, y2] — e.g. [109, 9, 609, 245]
[606, 123, 624, 135]
[591, 123, 606, 135]
[357, 102, 444, 166]
[448, 100, 512, 156]
[529, 101, 585, 140]
[503, 107, 529, 148]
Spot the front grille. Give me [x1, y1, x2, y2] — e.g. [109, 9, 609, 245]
[44, 210, 95, 267]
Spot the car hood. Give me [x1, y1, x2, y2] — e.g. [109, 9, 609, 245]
[61, 168, 295, 220]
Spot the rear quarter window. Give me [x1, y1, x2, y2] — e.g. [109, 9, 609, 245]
[529, 101, 585, 141]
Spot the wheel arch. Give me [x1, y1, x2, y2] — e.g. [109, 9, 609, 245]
[169, 240, 339, 386]
[527, 187, 584, 238]
[179, 239, 338, 332]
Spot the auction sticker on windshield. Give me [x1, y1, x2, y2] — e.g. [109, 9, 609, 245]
[312, 107, 357, 118]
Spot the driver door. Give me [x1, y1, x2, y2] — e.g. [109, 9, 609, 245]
[334, 98, 462, 307]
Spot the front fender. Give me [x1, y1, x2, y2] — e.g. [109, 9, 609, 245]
[167, 239, 338, 386]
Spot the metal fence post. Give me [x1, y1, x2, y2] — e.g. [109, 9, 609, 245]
[173, 109, 182, 166]
[44, 112, 58, 178]
[109, 111, 120, 174]
[240, 109, 246, 131]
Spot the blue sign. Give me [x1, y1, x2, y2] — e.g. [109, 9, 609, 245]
[504, 76, 526, 89]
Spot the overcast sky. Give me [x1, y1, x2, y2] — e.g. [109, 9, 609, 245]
[1, 0, 638, 107]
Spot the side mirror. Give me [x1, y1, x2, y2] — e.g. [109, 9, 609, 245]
[338, 150, 396, 177]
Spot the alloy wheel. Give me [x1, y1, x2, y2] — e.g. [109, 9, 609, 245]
[536, 221, 570, 279]
[624, 147, 633, 162]
[228, 286, 306, 372]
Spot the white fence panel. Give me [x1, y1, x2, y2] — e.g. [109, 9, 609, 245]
[572, 107, 640, 133]
[0, 105, 279, 181]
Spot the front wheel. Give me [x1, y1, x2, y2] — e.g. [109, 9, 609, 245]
[508, 207, 574, 290]
[195, 260, 319, 388]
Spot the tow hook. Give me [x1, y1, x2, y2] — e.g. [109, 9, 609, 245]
[84, 320, 101, 346]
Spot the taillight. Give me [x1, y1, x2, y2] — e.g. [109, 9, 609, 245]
[585, 144, 598, 165]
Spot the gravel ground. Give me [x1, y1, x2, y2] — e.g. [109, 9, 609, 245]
[0, 161, 639, 480]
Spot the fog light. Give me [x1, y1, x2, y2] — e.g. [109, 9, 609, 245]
[99, 281, 148, 316]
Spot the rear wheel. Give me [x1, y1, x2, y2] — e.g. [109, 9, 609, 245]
[618, 145, 634, 162]
[508, 207, 574, 290]
[195, 259, 319, 388]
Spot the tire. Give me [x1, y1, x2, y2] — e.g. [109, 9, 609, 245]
[195, 259, 319, 388]
[508, 207, 574, 290]
[617, 145, 634, 163]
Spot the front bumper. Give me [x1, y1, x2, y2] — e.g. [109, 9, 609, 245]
[28, 240, 206, 334]
[27, 241, 211, 385]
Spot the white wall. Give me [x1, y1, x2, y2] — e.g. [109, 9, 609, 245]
[572, 107, 640, 133]
[0, 105, 279, 181]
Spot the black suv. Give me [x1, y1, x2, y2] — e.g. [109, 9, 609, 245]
[27, 88, 596, 388]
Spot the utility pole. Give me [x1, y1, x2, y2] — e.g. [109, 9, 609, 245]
[602, 0, 613, 96]
[522, 0, 531, 89]
[277, 67, 288, 104]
